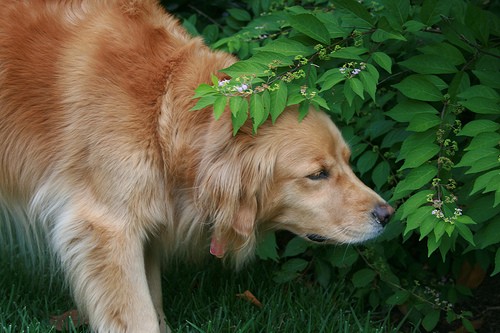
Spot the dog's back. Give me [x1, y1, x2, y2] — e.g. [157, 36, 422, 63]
[0, 0, 232, 228]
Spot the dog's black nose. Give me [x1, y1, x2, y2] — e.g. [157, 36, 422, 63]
[372, 204, 394, 226]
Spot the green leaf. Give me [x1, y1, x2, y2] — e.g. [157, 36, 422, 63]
[231, 99, 249, 135]
[227, 8, 251, 21]
[399, 55, 457, 74]
[213, 96, 227, 120]
[270, 82, 288, 123]
[255, 39, 315, 56]
[418, 43, 465, 66]
[398, 131, 440, 170]
[471, 170, 500, 195]
[352, 269, 377, 288]
[384, 0, 410, 27]
[455, 219, 475, 246]
[328, 246, 359, 267]
[465, 4, 490, 45]
[468, 158, 499, 175]
[286, 91, 306, 106]
[386, 100, 438, 122]
[193, 83, 216, 98]
[475, 218, 500, 249]
[349, 78, 365, 100]
[371, 29, 407, 42]
[425, 75, 448, 91]
[256, 232, 278, 261]
[298, 101, 310, 121]
[202, 25, 219, 44]
[460, 97, 500, 115]
[372, 52, 392, 73]
[420, 0, 450, 26]
[281, 258, 309, 273]
[448, 71, 471, 100]
[485, 174, 500, 194]
[222, 61, 269, 77]
[359, 70, 377, 101]
[403, 20, 427, 32]
[438, 233, 453, 260]
[379, 266, 401, 286]
[461, 318, 477, 333]
[458, 120, 500, 136]
[392, 75, 443, 101]
[315, 12, 349, 39]
[182, 17, 199, 36]
[404, 206, 435, 236]
[422, 309, 440, 331]
[392, 164, 437, 201]
[191, 95, 217, 111]
[456, 148, 498, 168]
[400, 190, 434, 220]
[250, 94, 264, 133]
[472, 70, 500, 89]
[351, 143, 369, 160]
[372, 161, 390, 189]
[356, 150, 378, 176]
[318, 69, 346, 92]
[247, 51, 295, 67]
[426, 233, 440, 256]
[288, 13, 330, 44]
[262, 90, 271, 121]
[211, 73, 220, 86]
[419, 215, 436, 240]
[465, 132, 500, 152]
[434, 219, 447, 242]
[283, 237, 309, 257]
[386, 290, 410, 305]
[311, 94, 330, 111]
[455, 215, 476, 225]
[365, 63, 380, 82]
[366, 119, 394, 140]
[229, 96, 244, 116]
[407, 113, 441, 132]
[332, 0, 374, 27]
[330, 46, 368, 61]
[344, 82, 355, 106]
[458, 85, 499, 100]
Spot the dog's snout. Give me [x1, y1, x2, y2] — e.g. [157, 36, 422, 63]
[372, 204, 394, 226]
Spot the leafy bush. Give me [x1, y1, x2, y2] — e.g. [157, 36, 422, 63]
[181, 0, 499, 331]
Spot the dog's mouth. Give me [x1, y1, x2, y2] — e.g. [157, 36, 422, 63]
[305, 234, 329, 243]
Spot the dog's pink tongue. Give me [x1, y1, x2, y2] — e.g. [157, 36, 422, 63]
[210, 236, 226, 258]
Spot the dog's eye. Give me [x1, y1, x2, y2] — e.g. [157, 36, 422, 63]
[307, 169, 329, 180]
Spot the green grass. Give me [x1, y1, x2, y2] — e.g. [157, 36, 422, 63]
[0, 254, 419, 333]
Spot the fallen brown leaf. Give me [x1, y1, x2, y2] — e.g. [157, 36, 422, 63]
[50, 309, 88, 331]
[457, 261, 486, 289]
[236, 290, 263, 308]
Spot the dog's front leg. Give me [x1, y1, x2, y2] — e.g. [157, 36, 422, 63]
[52, 213, 161, 333]
[145, 238, 169, 333]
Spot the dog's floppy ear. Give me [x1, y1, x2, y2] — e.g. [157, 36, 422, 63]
[195, 120, 274, 267]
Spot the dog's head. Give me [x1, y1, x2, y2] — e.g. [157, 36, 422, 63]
[196, 108, 393, 266]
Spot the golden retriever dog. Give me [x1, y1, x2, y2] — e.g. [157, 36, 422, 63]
[0, 1, 394, 332]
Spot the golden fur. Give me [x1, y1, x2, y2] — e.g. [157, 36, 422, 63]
[0, 1, 393, 332]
